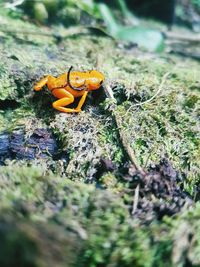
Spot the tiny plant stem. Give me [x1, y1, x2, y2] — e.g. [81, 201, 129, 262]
[114, 113, 145, 174]
[103, 83, 145, 175]
[132, 72, 171, 107]
[103, 83, 115, 100]
[132, 184, 140, 215]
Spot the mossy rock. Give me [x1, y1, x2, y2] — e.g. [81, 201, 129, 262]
[0, 6, 200, 267]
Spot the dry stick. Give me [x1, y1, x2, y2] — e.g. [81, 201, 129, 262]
[95, 50, 140, 171]
[132, 184, 140, 215]
[103, 73, 170, 214]
[103, 83, 143, 215]
[131, 72, 171, 107]
[103, 83, 145, 175]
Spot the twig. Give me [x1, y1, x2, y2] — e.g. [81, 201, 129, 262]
[103, 83, 145, 175]
[103, 83, 115, 100]
[132, 72, 170, 107]
[102, 72, 170, 176]
[132, 184, 140, 215]
[102, 73, 146, 217]
[115, 114, 145, 174]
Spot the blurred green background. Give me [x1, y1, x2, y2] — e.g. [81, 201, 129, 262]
[1, 0, 200, 52]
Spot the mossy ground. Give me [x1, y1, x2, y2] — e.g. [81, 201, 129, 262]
[0, 8, 199, 267]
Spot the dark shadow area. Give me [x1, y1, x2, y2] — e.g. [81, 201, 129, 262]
[0, 100, 20, 110]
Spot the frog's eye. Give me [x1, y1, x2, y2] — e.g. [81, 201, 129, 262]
[99, 80, 103, 85]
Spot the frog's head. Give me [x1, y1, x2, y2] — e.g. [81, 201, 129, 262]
[86, 70, 104, 91]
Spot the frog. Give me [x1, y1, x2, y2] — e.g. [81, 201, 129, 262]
[34, 66, 104, 113]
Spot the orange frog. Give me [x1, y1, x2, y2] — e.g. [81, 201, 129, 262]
[34, 66, 104, 113]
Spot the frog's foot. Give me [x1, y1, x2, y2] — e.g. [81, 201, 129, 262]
[74, 108, 81, 112]
[34, 76, 49, 91]
[58, 108, 81, 113]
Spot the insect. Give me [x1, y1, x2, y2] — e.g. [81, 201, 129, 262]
[34, 66, 104, 113]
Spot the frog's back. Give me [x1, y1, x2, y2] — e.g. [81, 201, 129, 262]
[47, 73, 67, 90]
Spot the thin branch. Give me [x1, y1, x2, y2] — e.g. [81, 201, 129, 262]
[103, 83, 115, 100]
[132, 184, 140, 215]
[132, 72, 170, 107]
[101, 71, 170, 175]
[114, 113, 145, 174]
[103, 83, 145, 175]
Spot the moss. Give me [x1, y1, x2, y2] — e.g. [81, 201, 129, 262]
[0, 163, 200, 267]
[114, 64, 200, 184]
[50, 111, 104, 180]
[167, 203, 200, 266]
[0, 212, 84, 267]
[0, 164, 163, 267]
[0, 8, 199, 185]
[98, 114, 125, 165]
[0, 217, 39, 267]
[100, 172, 118, 188]
[0, 7, 200, 267]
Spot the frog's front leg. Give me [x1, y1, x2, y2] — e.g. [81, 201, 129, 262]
[75, 91, 88, 111]
[34, 76, 50, 91]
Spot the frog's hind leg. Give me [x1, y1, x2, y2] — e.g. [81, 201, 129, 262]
[54, 91, 88, 113]
[52, 89, 80, 113]
[34, 76, 50, 91]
